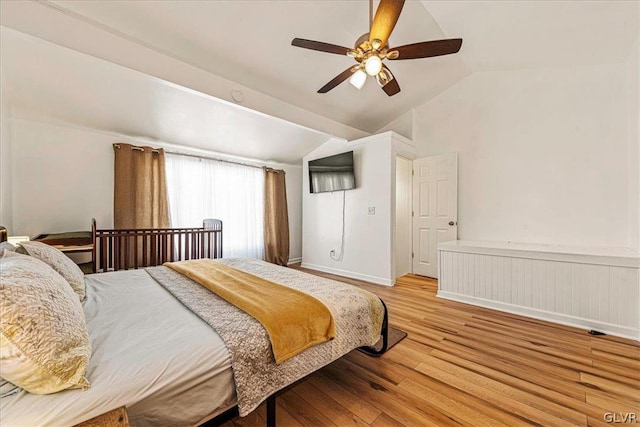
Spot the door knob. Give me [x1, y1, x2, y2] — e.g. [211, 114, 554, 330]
[449, 221, 455, 226]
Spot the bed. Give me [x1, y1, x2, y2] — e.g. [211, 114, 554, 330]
[0, 220, 389, 426]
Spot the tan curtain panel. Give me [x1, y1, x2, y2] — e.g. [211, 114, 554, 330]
[263, 167, 290, 266]
[113, 143, 170, 229]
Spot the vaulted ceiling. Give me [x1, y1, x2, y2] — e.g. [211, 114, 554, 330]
[1, 28, 332, 164]
[1, 1, 638, 162]
[42, 0, 472, 133]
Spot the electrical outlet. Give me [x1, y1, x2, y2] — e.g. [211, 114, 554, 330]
[368, 206, 376, 215]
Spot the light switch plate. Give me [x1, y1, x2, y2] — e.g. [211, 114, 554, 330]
[368, 206, 375, 215]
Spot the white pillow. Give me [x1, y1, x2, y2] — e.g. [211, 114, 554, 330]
[17, 241, 86, 300]
[0, 251, 91, 394]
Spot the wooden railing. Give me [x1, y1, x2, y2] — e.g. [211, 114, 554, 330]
[91, 218, 223, 273]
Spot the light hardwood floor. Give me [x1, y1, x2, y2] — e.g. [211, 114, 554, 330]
[223, 269, 640, 427]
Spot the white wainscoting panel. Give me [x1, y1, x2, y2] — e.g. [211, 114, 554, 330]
[438, 241, 640, 340]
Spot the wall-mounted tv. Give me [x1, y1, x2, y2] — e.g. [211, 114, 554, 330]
[309, 151, 355, 194]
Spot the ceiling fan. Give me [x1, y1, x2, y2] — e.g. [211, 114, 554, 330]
[291, 0, 462, 96]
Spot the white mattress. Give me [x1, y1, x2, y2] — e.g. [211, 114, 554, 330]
[0, 269, 235, 427]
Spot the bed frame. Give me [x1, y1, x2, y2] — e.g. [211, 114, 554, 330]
[89, 219, 388, 426]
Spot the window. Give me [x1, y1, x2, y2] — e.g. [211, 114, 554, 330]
[165, 154, 264, 259]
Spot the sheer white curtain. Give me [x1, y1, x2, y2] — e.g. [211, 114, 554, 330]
[165, 154, 264, 259]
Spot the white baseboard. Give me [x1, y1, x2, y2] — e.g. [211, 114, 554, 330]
[300, 262, 394, 286]
[437, 290, 639, 341]
[287, 257, 302, 265]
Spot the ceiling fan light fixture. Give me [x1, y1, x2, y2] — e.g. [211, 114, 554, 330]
[364, 55, 382, 76]
[349, 69, 367, 90]
[386, 50, 399, 60]
[376, 67, 394, 87]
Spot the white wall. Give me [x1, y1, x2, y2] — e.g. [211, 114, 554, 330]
[283, 164, 303, 263]
[302, 132, 415, 285]
[12, 118, 117, 237]
[10, 117, 304, 262]
[628, 36, 639, 253]
[414, 64, 631, 248]
[302, 135, 392, 285]
[0, 74, 12, 232]
[376, 110, 414, 141]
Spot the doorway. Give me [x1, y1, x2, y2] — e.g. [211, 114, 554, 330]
[395, 156, 412, 278]
[412, 153, 458, 278]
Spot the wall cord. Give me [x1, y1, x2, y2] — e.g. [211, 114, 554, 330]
[330, 190, 346, 261]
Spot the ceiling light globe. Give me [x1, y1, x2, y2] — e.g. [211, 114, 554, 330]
[349, 69, 367, 90]
[364, 56, 382, 76]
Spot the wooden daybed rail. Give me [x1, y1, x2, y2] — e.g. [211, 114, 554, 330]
[91, 218, 223, 273]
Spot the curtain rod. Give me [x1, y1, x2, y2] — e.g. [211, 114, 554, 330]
[114, 143, 285, 171]
[165, 150, 264, 170]
[113, 143, 160, 153]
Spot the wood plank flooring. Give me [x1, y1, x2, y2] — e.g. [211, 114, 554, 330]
[223, 270, 640, 427]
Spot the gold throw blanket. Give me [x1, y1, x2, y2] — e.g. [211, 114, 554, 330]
[165, 259, 336, 364]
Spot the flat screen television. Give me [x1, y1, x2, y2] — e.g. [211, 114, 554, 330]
[309, 151, 355, 193]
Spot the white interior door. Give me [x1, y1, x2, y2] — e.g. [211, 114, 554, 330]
[412, 153, 458, 278]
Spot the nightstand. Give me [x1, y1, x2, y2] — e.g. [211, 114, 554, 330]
[33, 231, 93, 253]
[75, 406, 129, 427]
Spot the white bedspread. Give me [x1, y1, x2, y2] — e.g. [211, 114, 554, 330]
[0, 269, 235, 427]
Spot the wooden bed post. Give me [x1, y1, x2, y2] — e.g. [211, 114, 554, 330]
[91, 218, 97, 273]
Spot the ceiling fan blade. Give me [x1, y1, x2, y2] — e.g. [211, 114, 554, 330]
[369, 0, 405, 48]
[291, 38, 351, 55]
[377, 65, 400, 96]
[389, 38, 463, 60]
[318, 67, 357, 93]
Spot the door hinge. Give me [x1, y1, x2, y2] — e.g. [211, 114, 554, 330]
[412, 169, 415, 176]
[412, 211, 414, 217]
[412, 252, 414, 258]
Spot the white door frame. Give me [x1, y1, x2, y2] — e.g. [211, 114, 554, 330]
[394, 155, 413, 278]
[390, 135, 416, 281]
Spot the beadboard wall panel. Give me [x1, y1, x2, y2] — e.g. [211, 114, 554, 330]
[438, 242, 640, 340]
